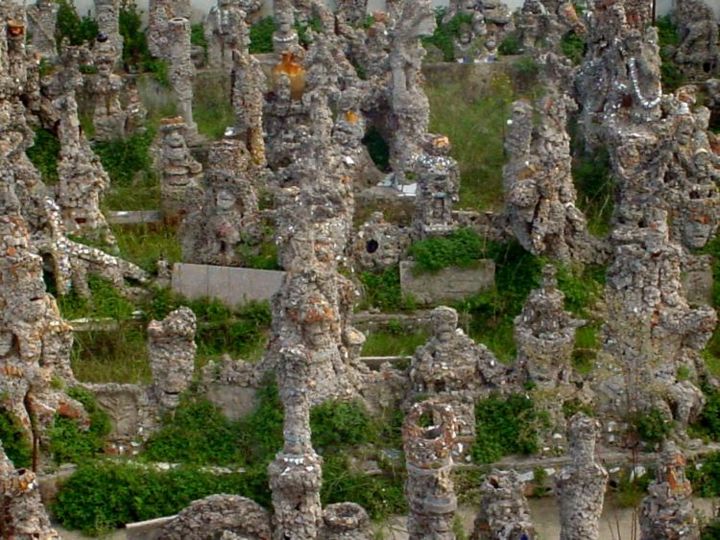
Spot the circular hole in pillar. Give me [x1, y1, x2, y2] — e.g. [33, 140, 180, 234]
[366, 239, 379, 254]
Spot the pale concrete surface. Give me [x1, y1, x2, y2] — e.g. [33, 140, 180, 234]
[171, 263, 285, 307]
[400, 260, 495, 305]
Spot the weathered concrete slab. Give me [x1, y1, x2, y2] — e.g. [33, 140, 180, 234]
[107, 210, 163, 225]
[172, 263, 285, 307]
[399, 260, 495, 305]
[683, 254, 713, 306]
[126, 515, 175, 540]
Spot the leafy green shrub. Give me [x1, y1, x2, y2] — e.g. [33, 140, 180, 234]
[691, 385, 720, 441]
[498, 33, 521, 56]
[509, 56, 540, 96]
[93, 130, 155, 186]
[455, 241, 542, 361]
[48, 387, 111, 464]
[358, 266, 405, 311]
[249, 17, 276, 54]
[560, 31, 585, 65]
[55, 0, 98, 47]
[0, 408, 32, 468]
[556, 264, 605, 317]
[688, 452, 720, 497]
[614, 468, 652, 508]
[629, 408, 672, 445]
[191, 23, 208, 60]
[53, 460, 268, 535]
[119, 0, 169, 85]
[409, 228, 486, 273]
[361, 126, 391, 172]
[311, 400, 376, 450]
[143, 397, 241, 465]
[655, 15, 685, 91]
[26, 128, 61, 184]
[422, 8, 473, 62]
[57, 275, 136, 321]
[321, 454, 406, 521]
[702, 517, 720, 539]
[471, 393, 543, 463]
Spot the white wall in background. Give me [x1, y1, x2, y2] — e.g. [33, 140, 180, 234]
[56, 0, 701, 26]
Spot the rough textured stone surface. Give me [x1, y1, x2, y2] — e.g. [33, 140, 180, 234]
[352, 211, 411, 271]
[413, 136, 459, 238]
[320, 503, 371, 540]
[158, 494, 271, 539]
[157, 116, 203, 221]
[556, 413, 608, 540]
[148, 307, 197, 411]
[671, 0, 719, 80]
[639, 441, 700, 540]
[403, 400, 457, 540]
[0, 211, 88, 451]
[90, 35, 126, 141]
[26, 0, 57, 58]
[167, 17, 197, 137]
[0, 442, 60, 539]
[517, 0, 584, 54]
[181, 137, 260, 266]
[94, 0, 122, 66]
[471, 469, 536, 540]
[515, 265, 583, 389]
[399, 260, 495, 305]
[504, 53, 592, 262]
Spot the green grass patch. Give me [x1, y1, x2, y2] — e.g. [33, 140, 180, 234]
[409, 228, 487, 274]
[422, 8, 473, 62]
[688, 451, 720, 497]
[53, 460, 268, 535]
[357, 266, 416, 312]
[57, 275, 136, 320]
[194, 75, 234, 140]
[560, 31, 585, 65]
[113, 224, 181, 273]
[572, 147, 615, 236]
[48, 387, 111, 464]
[26, 128, 61, 185]
[361, 331, 428, 356]
[427, 75, 515, 210]
[471, 393, 546, 463]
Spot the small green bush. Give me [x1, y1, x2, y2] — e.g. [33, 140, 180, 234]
[119, 0, 169, 85]
[93, 130, 155, 186]
[249, 17, 276, 54]
[311, 400, 376, 450]
[358, 266, 406, 311]
[48, 387, 111, 464]
[471, 393, 544, 463]
[573, 147, 615, 236]
[143, 396, 241, 465]
[321, 454, 406, 521]
[614, 468, 652, 508]
[422, 9, 473, 62]
[57, 275, 136, 321]
[691, 384, 720, 441]
[0, 408, 32, 468]
[655, 15, 686, 91]
[629, 408, 672, 445]
[409, 228, 486, 274]
[560, 31, 585, 65]
[702, 517, 720, 539]
[55, 0, 98, 48]
[53, 460, 268, 535]
[26, 128, 61, 184]
[191, 23, 208, 59]
[688, 452, 720, 497]
[498, 33, 521, 56]
[510, 56, 540, 96]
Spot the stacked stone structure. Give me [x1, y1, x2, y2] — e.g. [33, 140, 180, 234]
[94, 0, 122, 66]
[320, 503, 371, 540]
[639, 441, 700, 540]
[504, 53, 592, 262]
[352, 212, 411, 271]
[671, 0, 719, 80]
[148, 307, 197, 411]
[403, 400, 458, 540]
[26, 0, 57, 58]
[471, 470, 536, 539]
[90, 35, 125, 141]
[556, 413, 608, 540]
[157, 116, 203, 221]
[0, 443, 60, 538]
[181, 137, 260, 266]
[167, 17, 197, 137]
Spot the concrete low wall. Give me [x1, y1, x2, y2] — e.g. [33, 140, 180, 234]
[400, 260, 495, 305]
[172, 263, 285, 306]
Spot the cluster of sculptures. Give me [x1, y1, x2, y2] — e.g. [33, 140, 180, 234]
[0, 0, 720, 537]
